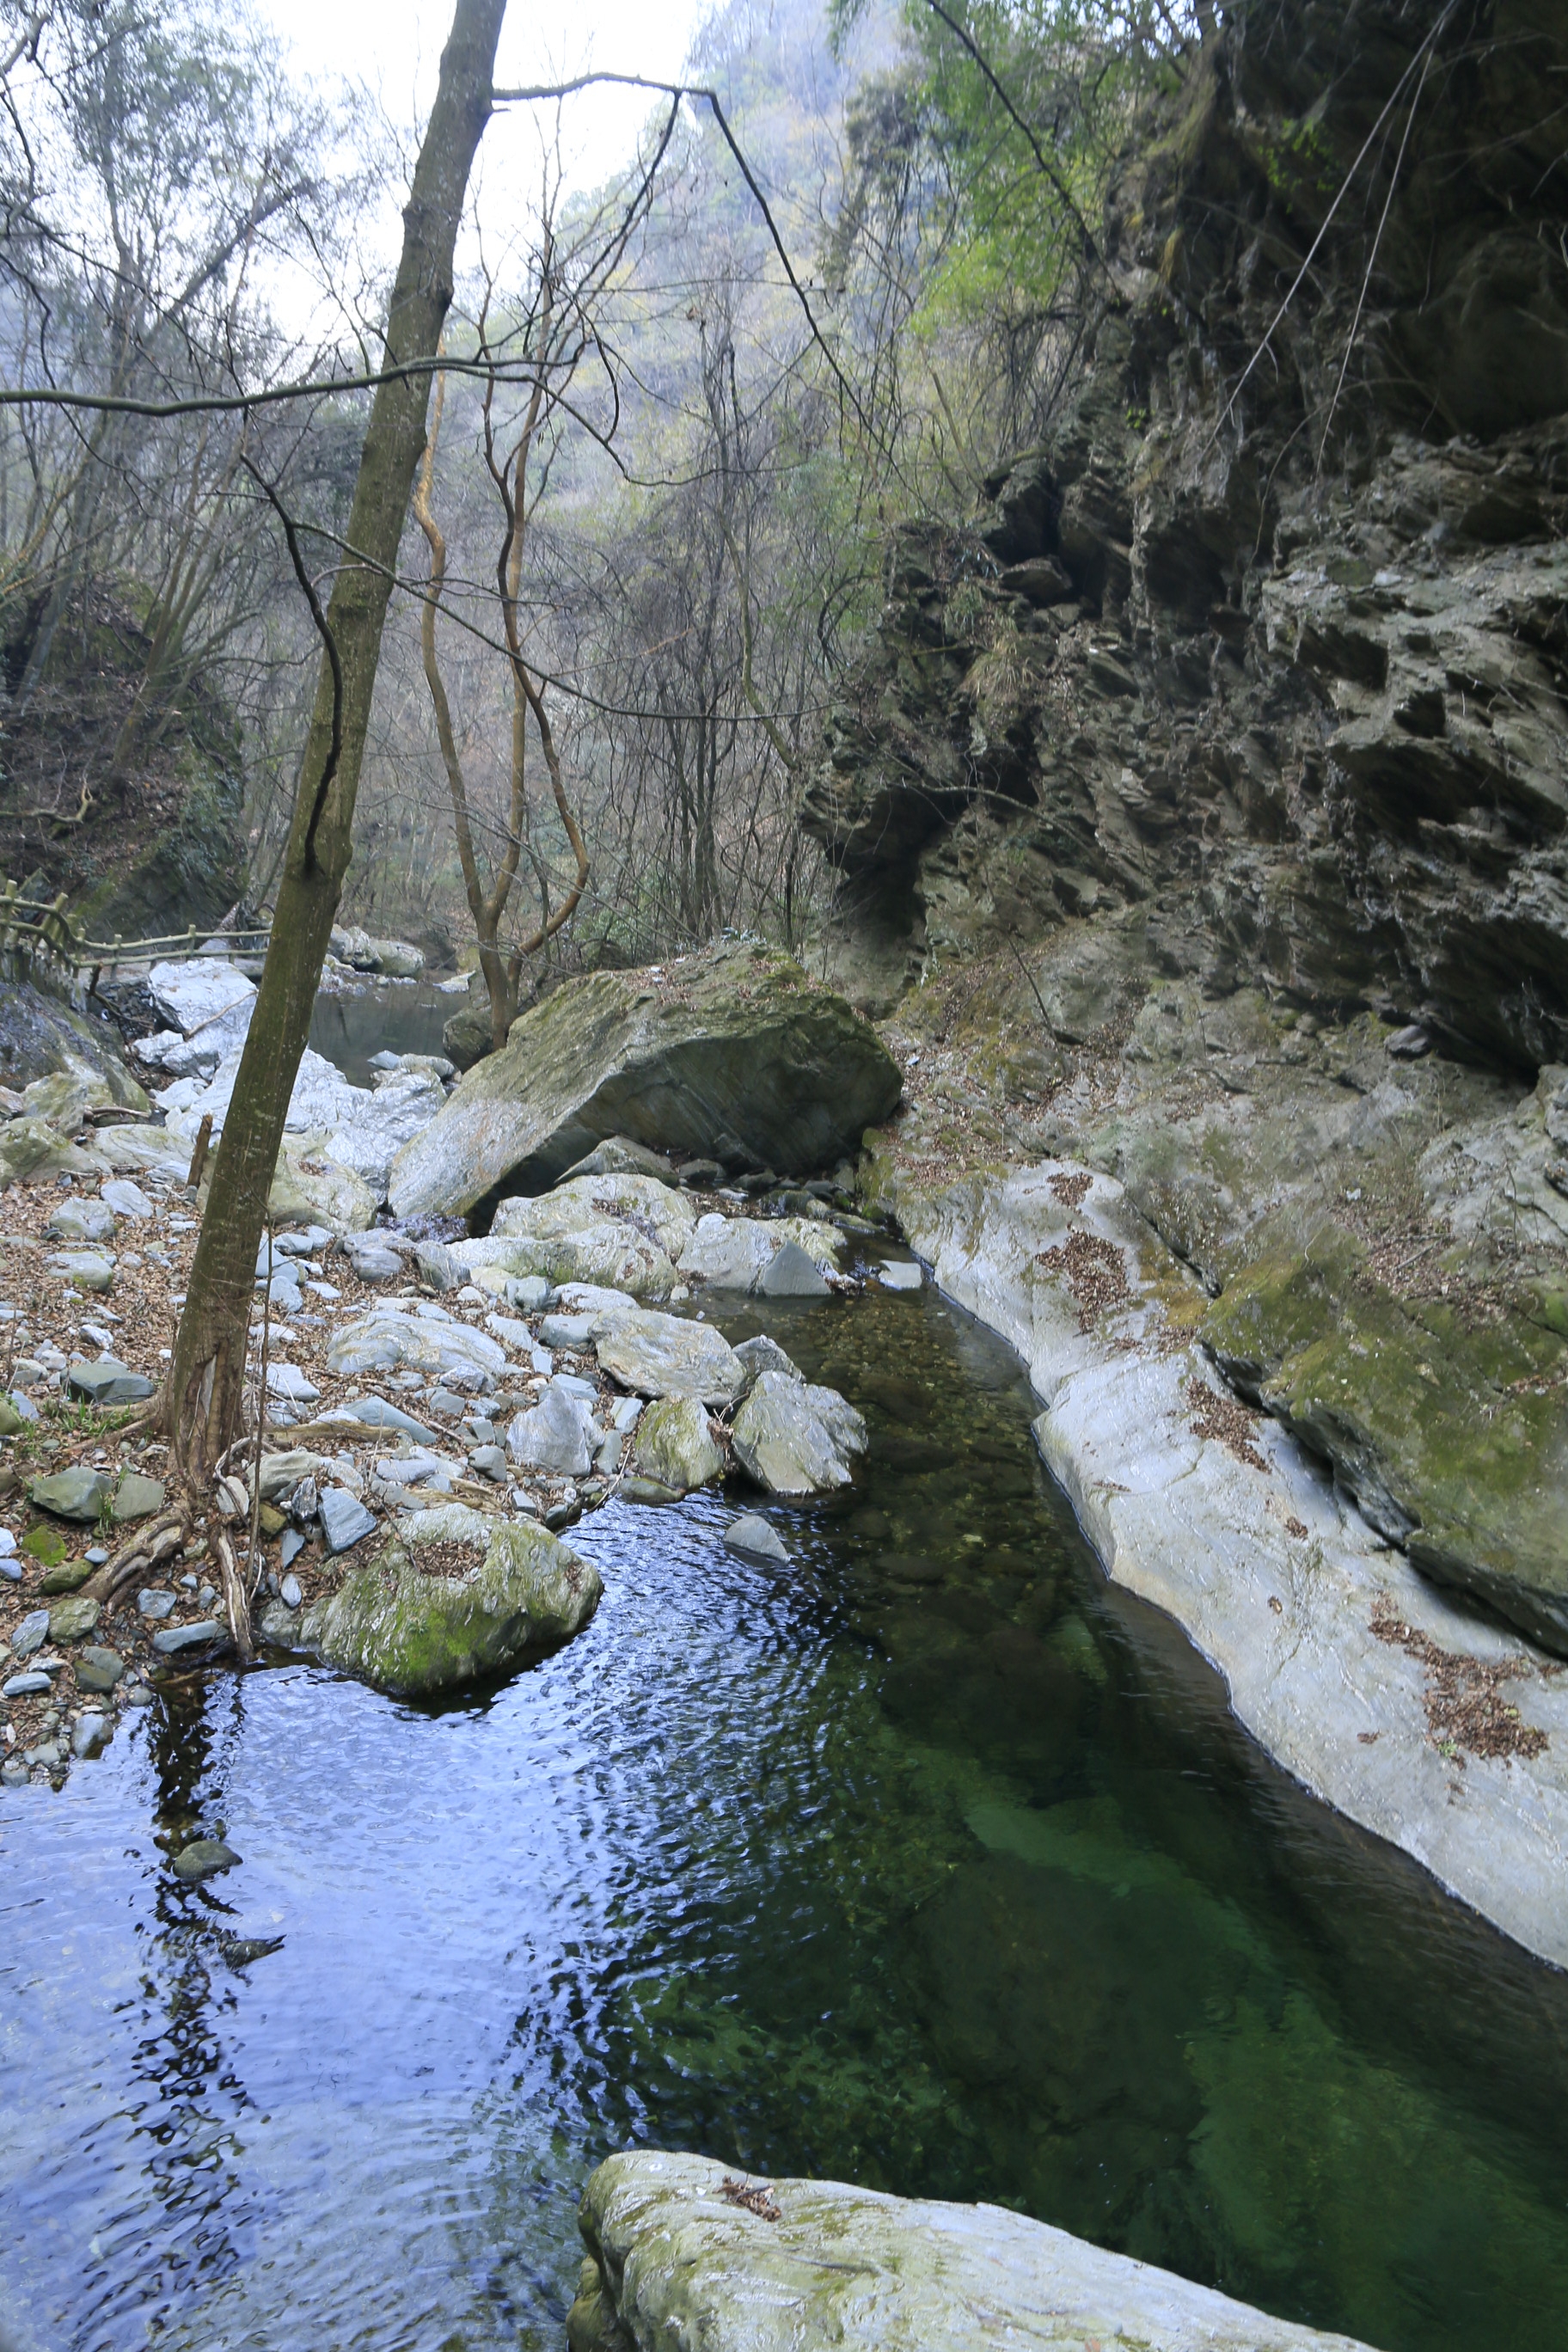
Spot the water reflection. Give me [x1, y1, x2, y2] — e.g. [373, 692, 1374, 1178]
[2, 1283, 1567, 2351]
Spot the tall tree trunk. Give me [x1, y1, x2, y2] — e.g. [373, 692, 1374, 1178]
[164, 0, 507, 1474]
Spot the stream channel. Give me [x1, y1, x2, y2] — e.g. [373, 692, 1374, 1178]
[4, 1016, 1568, 2350]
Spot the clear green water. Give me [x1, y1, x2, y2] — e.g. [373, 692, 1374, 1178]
[3, 1283, 1567, 2351]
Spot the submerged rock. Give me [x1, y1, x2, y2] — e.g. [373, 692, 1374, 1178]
[730, 1370, 867, 1495]
[277, 1504, 601, 1695]
[567, 2151, 1374, 2352]
[388, 940, 903, 1219]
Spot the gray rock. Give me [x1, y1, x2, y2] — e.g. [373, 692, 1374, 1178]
[28, 1467, 113, 1521]
[568, 2152, 1375, 2352]
[678, 1158, 725, 1187]
[76, 1645, 125, 1693]
[48, 1249, 116, 1293]
[877, 1259, 923, 1290]
[3, 1671, 52, 1699]
[171, 1838, 240, 1881]
[265, 1363, 321, 1405]
[730, 1370, 867, 1495]
[724, 1512, 790, 1563]
[560, 1135, 676, 1182]
[66, 1357, 156, 1406]
[152, 1620, 224, 1654]
[319, 1487, 378, 1553]
[2, 1755, 31, 1784]
[326, 1308, 505, 1389]
[0, 1558, 21, 1583]
[734, 1334, 803, 1388]
[469, 1444, 508, 1481]
[121, 1683, 154, 1707]
[758, 1239, 832, 1297]
[387, 941, 903, 1218]
[101, 1178, 153, 1220]
[46, 1196, 116, 1243]
[279, 1527, 305, 1569]
[539, 1313, 596, 1350]
[47, 1595, 100, 1644]
[632, 1395, 724, 1492]
[70, 1713, 109, 1758]
[506, 1383, 599, 1476]
[12, 1612, 50, 1657]
[280, 1572, 303, 1608]
[282, 1503, 601, 1695]
[138, 1589, 176, 1620]
[329, 1393, 442, 1443]
[596, 1311, 747, 1406]
[593, 1434, 623, 1476]
[346, 1236, 406, 1282]
[112, 1473, 166, 1522]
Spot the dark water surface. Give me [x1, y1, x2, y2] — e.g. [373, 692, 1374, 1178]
[4, 1283, 1568, 2352]
[307, 983, 454, 1088]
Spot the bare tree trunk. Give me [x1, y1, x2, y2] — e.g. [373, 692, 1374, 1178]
[164, 0, 508, 1474]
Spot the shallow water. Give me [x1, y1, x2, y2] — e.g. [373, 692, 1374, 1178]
[307, 983, 454, 1088]
[4, 1283, 1568, 2352]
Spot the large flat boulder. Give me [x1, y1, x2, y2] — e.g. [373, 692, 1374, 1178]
[272, 1504, 600, 1694]
[730, 1369, 867, 1493]
[567, 2152, 1375, 2352]
[387, 942, 903, 1219]
[596, 1310, 747, 1406]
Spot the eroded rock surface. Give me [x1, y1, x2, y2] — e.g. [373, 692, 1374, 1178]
[567, 2151, 1374, 2352]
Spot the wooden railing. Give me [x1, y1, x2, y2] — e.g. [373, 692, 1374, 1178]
[0, 878, 271, 997]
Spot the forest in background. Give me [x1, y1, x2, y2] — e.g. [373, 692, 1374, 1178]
[0, 0, 1197, 1007]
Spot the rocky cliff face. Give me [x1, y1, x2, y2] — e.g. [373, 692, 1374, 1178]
[805, 0, 1568, 1063]
[810, 1, 1568, 1666]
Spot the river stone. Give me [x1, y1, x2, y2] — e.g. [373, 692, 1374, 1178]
[153, 1620, 224, 1654]
[758, 1239, 831, 1298]
[319, 1487, 378, 1553]
[597, 1311, 747, 1406]
[346, 1234, 406, 1281]
[730, 1371, 867, 1495]
[266, 1363, 321, 1405]
[567, 2151, 1375, 2352]
[46, 1196, 116, 1244]
[49, 1251, 115, 1292]
[112, 1473, 167, 1522]
[632, 1396, 723, 1492]
[12, 1609, 49, 1657]
[70, 1712, 109, 1759]
[101, 1178, 152, 1221]
[284, 1504, 601, 1696]
[77, 1645, 126, 1692]
[388, 940, 903, 1218]
[326, 1308, 505, 1389]
[724, 1512, 790, 1563]
[3, 1671, 51, 1699]
[28, 1467, 113, 1521]
[677, 1213, 842, 1293]
[878, 1259, 923, 1289]
[66, 1357, 156, 1406]
[37, 1557, 95, 1593]
[138, 1589, 176, 1618]
[506, 1384, 599, 1477]
[560, 1135, 676, 1182]
[495, 1173, 697, 1265]
[172, 1837, 241, 1881]
[328, 1395, 442, 1443]
[47, 1595, 100, 1644]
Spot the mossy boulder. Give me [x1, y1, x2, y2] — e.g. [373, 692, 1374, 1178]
[1202, 1222, 1568, 1653]
[273, 1504, 601, 1694]
[388, 940, 903, 1219]
[631, 1396, 723, 1492]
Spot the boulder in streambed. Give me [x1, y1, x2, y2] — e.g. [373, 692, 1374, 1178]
[596, 1310, 747, 1406]
[387, 940, 903, 1219]
[264, 1503, 600, 1694]
[677, 1212, 841, 1293]
[631, 1396, 724, 1492]
[730, 1369, 867, 1495]
[567, 2150, 1376, 2352]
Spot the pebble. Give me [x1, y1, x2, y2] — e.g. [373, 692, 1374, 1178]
[85, 1546, 108, 1565]
[0, 1559, 21, 1584]
[1, 1756, 29, 1785]
[121, 1684, 154, 1708]
[77, 1646, 126, 1693]
[138, 1589, 176, 1619]
[12, 1610, 49, 1658]
[3, 1671, 52, 1699]
[319, 1487, 377, 1553]
[280, 1573, 303, 1609]
[279, 1527, 305, 1570]
[70, 1715, 108, 1759]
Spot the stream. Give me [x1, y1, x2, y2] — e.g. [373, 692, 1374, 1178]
[4, 1265, 1568, 2347]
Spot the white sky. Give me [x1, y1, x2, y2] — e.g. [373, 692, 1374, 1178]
[256, 0, 711, 195]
